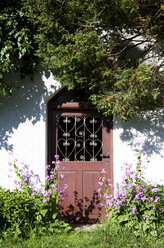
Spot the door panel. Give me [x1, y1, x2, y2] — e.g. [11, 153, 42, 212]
[59, 170, 81, 207]
[48, 105, 113, 224]
[83, 171, 102, 218]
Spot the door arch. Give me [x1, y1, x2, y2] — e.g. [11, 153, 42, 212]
[47, 87, 113, 223]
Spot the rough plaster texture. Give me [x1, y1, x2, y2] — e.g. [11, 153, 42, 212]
[0, 70, 163, 189]
[113, 110, 164, 190]
[0, 69, 61, 189]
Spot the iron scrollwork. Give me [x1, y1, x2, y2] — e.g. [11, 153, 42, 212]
[57, 115, 103, 161]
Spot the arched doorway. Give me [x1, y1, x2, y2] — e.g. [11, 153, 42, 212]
[47, 87, 113, 223]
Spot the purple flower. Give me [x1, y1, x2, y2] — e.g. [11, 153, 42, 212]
[142, 142, 146, 148]
[60, 174, 65, 180]
[102, 177, 105, 182]
[153, 205, 156, 210]
[117, 200, 122, 206]
[101, 168, 107, 174]
[64, 183, 68, 189]
[151, 188, 157, 193]
[115, 189, 120, 197]
[44, 190, 50, 197]
[54, 155, 59, 160]
[56, 160, 60, 165]
[52, 184, 58, 190]
[98, 181, 103, 186]
[145, 215, 150, 219]
[59, 189, 64, 194]
[50, 170, 55, 175]
[43, 199, 47, 204]
[132, 207, 137, 213]
[45, 165, 51, 170]
[46, 175, 50, 180]
[127, 184, 134, 189]
[106, 200, 112, 206]
[125, 170, 130, 177]
[135, 193, 142, 200]
[50, 175, 54, 180]
[37, 188, 41, 194]
[154, 196, 160, 203]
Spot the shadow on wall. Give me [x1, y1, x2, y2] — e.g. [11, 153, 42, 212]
[0, 68, 58, 152]
[116, 109, 164, 157]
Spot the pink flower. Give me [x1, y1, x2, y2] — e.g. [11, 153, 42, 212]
[55, 155, 59, 160]
[145, 214, 150, 219]
[43, 199, 47, 204]
[56, 160, 60, 165]
[60, 174, 65, 180]
[98, 181, 103, 186]
[101, 168, 107, 174]
[64, 183, 68, 189]
[56, 165, 59, 169]
[132, 207, 137, 213]
[154, 196, 160, 203]
[151, 188, 157, 193]
[45, 165, 50, 170]
[52, 184, 58, 190]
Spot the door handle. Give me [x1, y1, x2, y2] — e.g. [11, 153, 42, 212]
[102, 149, 110, 165]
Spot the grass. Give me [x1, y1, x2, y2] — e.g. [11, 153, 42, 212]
[0, 224, 164, 248]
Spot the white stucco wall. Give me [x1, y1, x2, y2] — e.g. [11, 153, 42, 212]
[0, 70, 163, 190]
[113, 111, 164, 189]
[0, 69, 60, 189]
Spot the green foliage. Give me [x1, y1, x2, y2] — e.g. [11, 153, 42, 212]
[1, 0, 164, 120]
[0, 0, 37, 97]
[0, 223, 164, 247]
[27, 0, 164, 121]
[90, 63, 163, 120]
[0, 158, 71, 239]
[99, 146, 164, 235]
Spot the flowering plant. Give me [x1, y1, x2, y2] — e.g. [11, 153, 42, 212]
[99, 144, 164, 235]
[0, 155, 70, 238]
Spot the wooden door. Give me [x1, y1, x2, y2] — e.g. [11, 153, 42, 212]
[48, 102, 113, 224]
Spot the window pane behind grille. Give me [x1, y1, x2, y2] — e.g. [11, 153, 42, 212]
[57, 116, 103, 161]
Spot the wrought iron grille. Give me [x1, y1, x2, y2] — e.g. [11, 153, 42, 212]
[57, 115, 103, 161]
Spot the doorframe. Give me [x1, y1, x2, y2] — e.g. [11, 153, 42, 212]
[46, 87, 114, 185]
